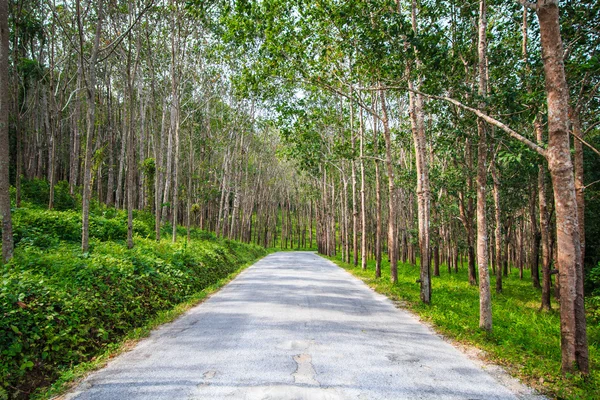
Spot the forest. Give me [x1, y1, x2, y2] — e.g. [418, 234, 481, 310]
[0, 0, 599, 399]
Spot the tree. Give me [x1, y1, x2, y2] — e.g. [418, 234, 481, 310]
[78, 0, 104, 252]
[521, 0, 589, 375]
[0, 0, 13, 263]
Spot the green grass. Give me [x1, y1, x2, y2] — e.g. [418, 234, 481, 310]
[329, 254, 600, 400]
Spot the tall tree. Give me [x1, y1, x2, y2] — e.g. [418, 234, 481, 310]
[0, 0, 13, 263]
[477, 0, 492, 331]
[521, 0, 589, 374]
[78, 0, 104, 252]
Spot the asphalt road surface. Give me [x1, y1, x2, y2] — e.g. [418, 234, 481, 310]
[66, 251, 542, 400]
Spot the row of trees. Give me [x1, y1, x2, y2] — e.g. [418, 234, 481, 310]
[217, 0, 599, 376]
[0, 1, 311, 258]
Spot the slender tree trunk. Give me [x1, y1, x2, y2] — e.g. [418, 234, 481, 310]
[529, 183, 541, 288]
[12, 7, 22, 207]
[46, 90, 56, 209]
[379, 89, 397, 283]
[126, 76, 136, 247]
[492, 160, 503, 293]
[407, 0, 431, 303]
[571, 109, 585, 264]
[360, 107, 367, 270]
[79, 0, 104, 252]
[477, 0, 492, 331]
[350, 98, 358, 266]
[537, 121, 552, 311]
[70, 67, 83, 196]
[0, 0, 13, 263]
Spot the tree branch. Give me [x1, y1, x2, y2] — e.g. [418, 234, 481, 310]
[405, 88, 547, 157]
[97, 1, 155, 63]
[583, 120, 600, 137]
[572, 130, 600, 158]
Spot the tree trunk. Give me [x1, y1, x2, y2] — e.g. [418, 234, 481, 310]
[537, 120, 552, 311]
[0, 0, 13, 263]
[477, 0, 492, 331]
[536, 0, 588, 374]
[571, 109, 585, 264]
[373, 95, 382, 278]
[79, 0, 104, 252]
[379, 89, 397, 283]
[529, 183, 541, 288]
[360, 107, 367, 270]
[492, 160, 503, 293]
[408, 0, 431, 303]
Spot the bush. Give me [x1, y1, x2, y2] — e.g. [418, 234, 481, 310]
[11, 208, 154, 248]
[0, 221, 265, 398]
[17, 179, 78, 211]
[586, 263, 600, 324]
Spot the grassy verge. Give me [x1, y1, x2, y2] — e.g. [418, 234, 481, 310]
[328, 255, 599, 400]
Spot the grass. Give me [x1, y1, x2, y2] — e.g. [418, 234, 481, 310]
[329, 254, 599, 400]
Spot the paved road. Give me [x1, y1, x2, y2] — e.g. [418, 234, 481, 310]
[66, 252, 541, 400]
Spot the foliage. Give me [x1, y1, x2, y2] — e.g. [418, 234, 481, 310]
[0, 207, 266, 399]
[586, 263, 600, 326]
[11, 208, 154, 249]
[15, 180, 78, 211]
[330, 255, 600, 400]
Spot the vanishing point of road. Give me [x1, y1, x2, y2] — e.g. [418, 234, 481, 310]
[66, 252, 543, 400]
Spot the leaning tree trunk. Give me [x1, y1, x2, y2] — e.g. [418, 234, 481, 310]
[0, 0, 13, 263]
[534, 0, 588, 374]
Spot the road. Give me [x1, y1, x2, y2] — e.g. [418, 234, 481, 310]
[66, 251, 542, 400]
